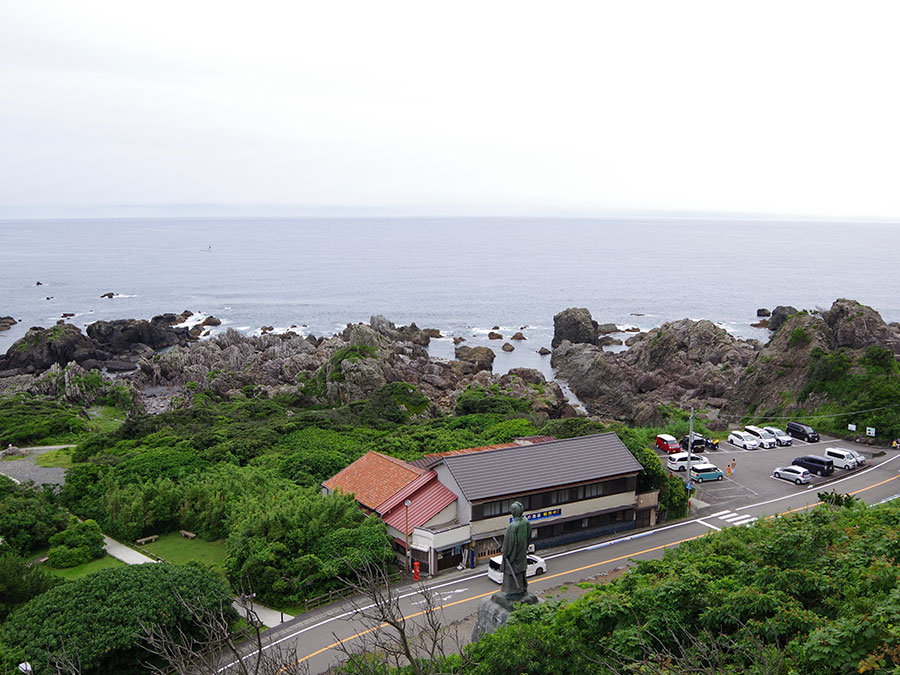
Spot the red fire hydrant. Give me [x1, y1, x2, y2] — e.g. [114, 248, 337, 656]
[413, 561, 420, 581]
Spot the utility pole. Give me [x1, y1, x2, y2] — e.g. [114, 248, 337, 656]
[686, 407, 694, 497]
[404, 499, 411, 571]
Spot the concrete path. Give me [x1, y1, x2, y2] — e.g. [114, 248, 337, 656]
[232, 598, 294, 627]
[103, 536, 157, 564]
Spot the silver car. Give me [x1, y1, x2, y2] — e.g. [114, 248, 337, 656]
[763, 426, 793, 446]
[773, 465, 811, 484]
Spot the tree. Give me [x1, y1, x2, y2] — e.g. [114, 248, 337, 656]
[47, 517, 105, 568]
[0, 478, 69, 554]
[0, 552, 60, 622]
[1, 563, 233, 675]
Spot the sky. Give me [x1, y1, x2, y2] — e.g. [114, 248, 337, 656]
[2, 1, 900, 219]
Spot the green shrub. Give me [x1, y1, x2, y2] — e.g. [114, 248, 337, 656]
[788, 327, 811, 348]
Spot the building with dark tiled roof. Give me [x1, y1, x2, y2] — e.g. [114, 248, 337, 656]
[322, 433, 658, 576]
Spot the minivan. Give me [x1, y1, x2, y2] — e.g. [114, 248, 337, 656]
[822, 447, 858, 471]
[666, 452, 705, 472]
[792, 455, 834, 476]
[745, 425, 776, 449]
[786, 421, 819, 442]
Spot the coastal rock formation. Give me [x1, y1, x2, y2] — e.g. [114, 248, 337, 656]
[768, 305, 798, 332]
[86, 316, 190, 352]
[0, 317, 16, 331]
[454, 345, 496, 373]
[552, 308, 599, 348]
[551, 314, 758, 425]
[0, 324, 100, 375]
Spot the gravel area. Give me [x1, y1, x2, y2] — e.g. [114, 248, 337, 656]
[0, 445, 70, 486]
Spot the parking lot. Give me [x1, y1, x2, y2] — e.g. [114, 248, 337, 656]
[659, 434, 888, 508]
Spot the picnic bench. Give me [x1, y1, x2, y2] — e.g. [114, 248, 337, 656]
[179, 530, 197, 540]
[136, 535, 159, 545]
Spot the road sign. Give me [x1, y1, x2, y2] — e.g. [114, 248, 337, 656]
[867, 427, 876, 437]
[848, 423, 856, 431]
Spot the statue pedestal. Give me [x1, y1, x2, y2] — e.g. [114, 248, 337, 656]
[471, 592, 539, 642]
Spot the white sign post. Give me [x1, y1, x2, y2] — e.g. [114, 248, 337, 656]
[848, 423, 856, 431]
[866, 427, 876, 437]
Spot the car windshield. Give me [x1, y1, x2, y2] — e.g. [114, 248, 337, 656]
[759, 431, 774, 439]
[769, 428, 784, 435]
[489, 559, 501, 571]
[849, 450, 862, 458]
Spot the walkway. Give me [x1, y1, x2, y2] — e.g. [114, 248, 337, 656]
[0, 445, 71, 486]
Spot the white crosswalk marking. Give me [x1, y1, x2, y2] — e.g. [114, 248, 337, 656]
[704, 510, 758, 527]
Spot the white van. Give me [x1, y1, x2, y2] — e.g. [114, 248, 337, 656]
[666, 452, 705, 472]
[822, 447, 858, 470]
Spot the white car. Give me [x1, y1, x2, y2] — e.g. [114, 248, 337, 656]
[728, 431, 760, 450]
[763, 426, 793, 446]
[772, 465, 811, 484]
[487, 554, 547, 584]
[847, 448, 869, 467]
[745, 426, 776, 449]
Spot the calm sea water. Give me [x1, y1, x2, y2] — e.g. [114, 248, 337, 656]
[2, 217, 898, 379]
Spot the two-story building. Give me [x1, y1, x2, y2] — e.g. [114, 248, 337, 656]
[323, 433, 658, 577]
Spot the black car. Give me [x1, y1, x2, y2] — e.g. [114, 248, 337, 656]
[792, 455, 834, 476]
[680, 434, 719, 452]
[786, 421, 819, 442]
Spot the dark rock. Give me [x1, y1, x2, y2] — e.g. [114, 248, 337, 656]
[504, 368, 545, 385]
[552, 308, 599, 348]
[623, 327, 639, 333]
[202, 315, 221, 327]
[625, 333, 646, 346]
[453, 336, 466, 345]
[260, 326, 274, 333]
[61, 313, 75, 318]
[0, 316, 17, 331]
[455, 345, 495, 372]
[87, 318, 190, 352]
[596, 323, 618, 335]
[56, 319, 65, 325]
[492, 326, 500, 330]
[105, 360, 138, 372]
[488, 332, 503, 340]
[510, 332, 526, 340]
[823, 298, 900, 352]
[424, 328, 443, 338]
[189, 326, 203, 338]
[501, 342, 514, 352]
[35, 281, 43, 286]
[757, 308, 771, 317]
[598, 336, 621, 347]
[538, 347, 551, 355]
[751, 319, 770, 329]
[0, 324, 99, 373]
[100, 292, 115, 298]
[631, 312, 645, 316]
[768, 305, 798, 332]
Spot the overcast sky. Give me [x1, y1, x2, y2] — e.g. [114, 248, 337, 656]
[2, 1, 900, 219]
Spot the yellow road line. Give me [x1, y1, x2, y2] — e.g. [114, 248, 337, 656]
[290, 532, 707, 667]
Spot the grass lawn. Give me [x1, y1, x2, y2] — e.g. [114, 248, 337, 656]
[49, 554, 126, 581]
[87, 405, 127, 434]
[143, 532, 227, 574]
[35, 447, 76, 469]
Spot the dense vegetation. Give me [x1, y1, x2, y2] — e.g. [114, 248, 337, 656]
[796, 344, 900, 439]
[0, 563, 234, 675]
[450, 498, 900, 674]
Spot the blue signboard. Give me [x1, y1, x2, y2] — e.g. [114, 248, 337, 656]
[512, 508, 562, 523]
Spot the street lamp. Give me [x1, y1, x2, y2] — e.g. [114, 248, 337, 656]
[404, 499, 412, 571]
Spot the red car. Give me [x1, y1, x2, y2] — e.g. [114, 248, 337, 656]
[656, 434, 681, 453]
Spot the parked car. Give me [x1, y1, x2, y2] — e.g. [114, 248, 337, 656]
[772, 465, 811, 484]
[680, 433, 720, 452]
[763, 426, 793, 446]
[487, 554, 547, 584]
[728, 431, 760, 450]
[690, 463, 724, 482]
[792, 455, 834, 476]
[786, 421, 819, 442]
[745, 425, 777, 449]
[656, 434, 681, 453]
[847, 448, 869, 467]
[667, 452, 706, 472]
[822, 447, 858, 470]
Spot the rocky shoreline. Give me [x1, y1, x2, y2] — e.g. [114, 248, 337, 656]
[2, 299, 897, 426]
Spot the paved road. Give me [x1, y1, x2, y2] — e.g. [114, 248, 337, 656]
[0, 444, 73, 485]
[223, 444, 900, 674]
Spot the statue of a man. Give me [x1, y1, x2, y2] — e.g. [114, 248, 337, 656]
[501, 501, 531, 595]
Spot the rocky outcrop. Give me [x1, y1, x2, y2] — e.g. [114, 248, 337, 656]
[552, 318, 758, 425]
[823, 298, 900, 353]
[552, 308, 599, 348]
[454, 346, 495, 373]
[0, 317, 16, 332]
[87, 315, 190, 353]
[0, 324, 100, 375]
[769, 305, 798, 332]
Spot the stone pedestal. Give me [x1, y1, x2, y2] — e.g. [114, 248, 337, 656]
[471, 592, 539, 642]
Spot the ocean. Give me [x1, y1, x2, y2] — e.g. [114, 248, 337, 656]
[2, 216, 898, 381]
